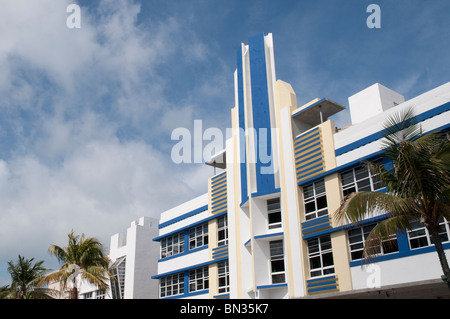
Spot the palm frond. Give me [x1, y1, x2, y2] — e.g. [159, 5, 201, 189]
[381, 106, 421, 149]
[43, 230, 111, 298]
[333, 191, 415, 226]
[362, 216, 411, 263]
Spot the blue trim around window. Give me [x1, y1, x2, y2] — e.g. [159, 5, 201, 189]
[153, 211, 226, 242]
[349, 232, 450, 267]
[154, 257, 229, 299]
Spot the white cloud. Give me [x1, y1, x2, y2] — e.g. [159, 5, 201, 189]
[0, 128, 206, 282]
[0, 0, 220, 285]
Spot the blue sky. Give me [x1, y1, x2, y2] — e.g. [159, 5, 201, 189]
[0, 0, 449, 286]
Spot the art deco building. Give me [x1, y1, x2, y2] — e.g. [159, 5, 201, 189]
[152, 33, 450, 299]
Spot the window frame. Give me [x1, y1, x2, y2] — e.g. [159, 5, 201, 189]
[189, 223, 209, 250]
[267, 198, 282, 229]
[303, 179, 328, 221]
[109, 256, 126, 299]
[95, 290, 105, 299]
[188, 266, 209, 293]
[407, 218, 450, 250]
[160, 232, 185, 259]
[217, 215, 228, 247]
[217, 260, 230, 294]
[160, 272, 184, 298]
[269, 240, 286, 284]
[340, 161, 383, 197]
[348, 223, 399, 261]
[307, 234, 335, 278]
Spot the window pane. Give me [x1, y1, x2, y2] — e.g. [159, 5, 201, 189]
[382, 239, 399, 254]
[341, 171, 354, 186]
[438, 223, 449, 242]
[268, 211, 282, 224]
[343, 186, 356, 197]
[372, 175, 383, 190]
[350, 242, 364, 251]
[409, 219, 423, 229]
[272, 274, 285, 284]
[363, 224, 376, 238]
[357, 178, 371, 191]
[409, 229, 426, 238]
[317, 209, 328, 217]
[351, 250, 363, 260]
[348, 229, 363, 244]
[315, 180, 326, 194]
[310, 270, 322, 277]
[308, 238, 319, 254]
[270, 240, 284, 257]
[410, 237, 428, 249]
[323, 267, 335, 275]
[320, 235, 332, 251]
[316, 195, 327, 210]
[271, 260, 285, 272]
[267, 198, 281, 211]
[309, 256, 321, 270]
[305, 201, 316, 214]
[355, 166, 369, 180]
[303, 184, 314, 199]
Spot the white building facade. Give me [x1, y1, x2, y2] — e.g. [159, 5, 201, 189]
[108, 217, 160, 299]
[153, 33, 450, 299]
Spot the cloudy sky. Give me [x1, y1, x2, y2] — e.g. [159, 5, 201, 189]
[0, 0, 449, 285]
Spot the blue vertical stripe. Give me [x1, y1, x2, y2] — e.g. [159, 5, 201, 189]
[248, 33, 276, 196]
[236, 45, 249, 205]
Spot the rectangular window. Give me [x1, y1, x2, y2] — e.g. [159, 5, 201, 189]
[267, 198, 282, 229]
[95, 290, 105, 299]
[341, 162, 383, 197]
[189, 223, 208, 250]
[82, 291, 93, 299]
[348, 223, 398, 261]
[189, 266, 209, 293]
[270, 240, 286, 284]
[303, 180, 328, 220]
[160, 232, 184, 259]
[109, 256, 126, 299]
[218, 260, 230, 293]
[408, 218, 450, 249]
[307, 235, 334, 278]
[217, 215, 228, 246]
[160, 273, 184, 298]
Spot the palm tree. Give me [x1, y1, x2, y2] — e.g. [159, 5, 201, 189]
[334, 107, 450, 289]
[38, 230, 112, 299]
[6, 255, 51, 299]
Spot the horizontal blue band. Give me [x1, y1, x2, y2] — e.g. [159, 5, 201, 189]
[153, 256, 228, 279]
[295, 136, 321, 152]
[335, 102, 450, 157]
[158, 205, 208, 229]
[257, 283, 288, 290]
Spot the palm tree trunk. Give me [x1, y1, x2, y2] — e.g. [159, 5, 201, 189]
[430, 231, 450, 291]
[70, 287, 78, 299]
